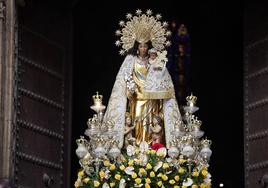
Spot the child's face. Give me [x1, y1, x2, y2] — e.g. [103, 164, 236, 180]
[149, 53, 157, 60]
[126, 117, 132, 125]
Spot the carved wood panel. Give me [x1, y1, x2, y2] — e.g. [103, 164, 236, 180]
[14, 25, 68, 188]
[245, 38, 268, 188]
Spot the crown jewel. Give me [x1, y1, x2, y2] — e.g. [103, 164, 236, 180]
[115, 9, 171, 55]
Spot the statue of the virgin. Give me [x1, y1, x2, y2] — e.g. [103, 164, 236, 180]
[102, 9, 182, 149]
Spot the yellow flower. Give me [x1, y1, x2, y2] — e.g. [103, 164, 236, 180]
[201, 170, 208, 177]
[162, 163, 169, 169]
[82, 177, 90, 184]
[135, 159, 140, 165]
[115, 174, 121, 180]
[192, 185, 198, 188]
[135, 148, 140, 155]
[103, 160, 110, 167]
[161, 174, 168, 181]
[110, 182, 115, 187]
[120, 165, 126, 171]
[110, 164, 116, 171]
[150, 150, 156, 155]
[139, 168, 146, 174]
[99, 171, 105, 178]
[174, 186, 180, 188]
[179, 158, 186, 164]
[128, 160, 134, 166]
[158, 151, 165, 157]
[135, 178, 142, 184]
[150, 171, 155, 177]
[192, 171, 199, 177]
[145, 178, 151, 184]
[94, 180, 100, 187]
[169, 179, 175, 185]
[146, 163, 152, 170]
[178, 167, 185, 174]
[157, 173, 163, 177]
[132, 172, 137, 179]
[74, 180, 81, 188]
[78, 170, 84, 177]
[157, 181, 163, 187]
[182, 186, 187, 188]
[200, 184, 206, 188]
[202, 165, 208, 170]
[174, 175, 180, 181]
[145, 183, 151, 188]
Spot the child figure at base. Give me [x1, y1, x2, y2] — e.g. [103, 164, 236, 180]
[150, 114, 164, 145]
[124, 112, 136, 148]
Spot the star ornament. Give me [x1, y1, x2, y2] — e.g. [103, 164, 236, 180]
[126, 13, 132, 19]
[115, 40, 121, 46]
[119, 21, 125, 26]
[136, 9, 142, 15]
[119, 49, 125, 55]
[156, 14, 162, 20]
[146, 9, 153, 15]
[115, 30, 121, 36]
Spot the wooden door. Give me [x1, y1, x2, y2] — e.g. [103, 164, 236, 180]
[13, 1, 72, 187]
[245, 2, 268, 188]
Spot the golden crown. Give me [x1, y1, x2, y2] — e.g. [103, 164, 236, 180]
[186, 93, 197, 106]
[90, 92, 106, 113]
[92, 92, 103, 105]
[76, 136, 86, 145]
[115, 9, 171, 55]
[201, 139, 212, 147]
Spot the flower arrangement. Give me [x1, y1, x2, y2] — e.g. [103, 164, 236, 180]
[74, 93, 212, 188]
[74, 141, 211, 188]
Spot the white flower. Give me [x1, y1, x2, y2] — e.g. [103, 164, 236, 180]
[204, 173, 212, 184]
[124, 166, 134, 175]
[156, 147, 167, 158]
[154, 161, 163, 172]
[139, 153, 148, 166]
[182, 178, 193, 186]
[119, 179, 126, 188]
[127, 145, 136, 156]
[102, 182, 110, 188]
[139, 141, 149, 153]
[105, 170, 111, 179]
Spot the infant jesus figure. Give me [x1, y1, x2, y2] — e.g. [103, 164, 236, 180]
[150, 114, 165, 146]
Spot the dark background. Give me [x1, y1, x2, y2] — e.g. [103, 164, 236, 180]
[71, 1, 244, 187]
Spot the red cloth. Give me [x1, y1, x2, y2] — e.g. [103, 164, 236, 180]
[151, 143, 165, 151]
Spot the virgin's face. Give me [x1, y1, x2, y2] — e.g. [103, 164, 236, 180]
[138, 43, 149, 57]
